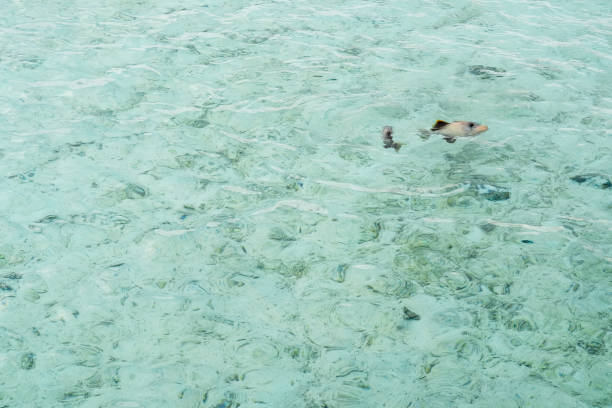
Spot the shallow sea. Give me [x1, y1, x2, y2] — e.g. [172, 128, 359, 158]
[1, 0, 611, 407]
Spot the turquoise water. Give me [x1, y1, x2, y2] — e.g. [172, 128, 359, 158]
[1, 0, 611, 406]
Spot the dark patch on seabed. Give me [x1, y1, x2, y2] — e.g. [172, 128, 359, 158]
[467, 65, 507, 79]
[570, 173, 611, 189]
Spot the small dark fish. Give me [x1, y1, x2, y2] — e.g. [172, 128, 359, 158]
[381, 126, 402, 152]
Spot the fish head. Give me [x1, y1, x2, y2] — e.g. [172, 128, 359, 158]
[381, 125, 393, 139]
[460, 121, 488, 136]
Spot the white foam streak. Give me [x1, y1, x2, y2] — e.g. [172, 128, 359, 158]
[486, 220, 566, 233]
[253, 200, 328, 216]
[316, 180, 468, 197]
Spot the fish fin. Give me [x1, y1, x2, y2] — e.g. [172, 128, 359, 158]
[384, 140, 403, 152]
[444, 137, 456, 144]
[431, 120, 450, 131]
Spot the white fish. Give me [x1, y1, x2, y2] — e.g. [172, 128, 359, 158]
[421, 120, 489, 143]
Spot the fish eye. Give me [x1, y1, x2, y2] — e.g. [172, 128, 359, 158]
[468, 122, 475, 128]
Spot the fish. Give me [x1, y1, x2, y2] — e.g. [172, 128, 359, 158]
[381, 125, 403, 151]
[420, 120, 489, 143]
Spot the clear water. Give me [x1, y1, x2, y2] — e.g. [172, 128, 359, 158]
[1, 0, 611, 407]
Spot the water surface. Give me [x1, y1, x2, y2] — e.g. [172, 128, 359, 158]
[0, 0, 611, 407]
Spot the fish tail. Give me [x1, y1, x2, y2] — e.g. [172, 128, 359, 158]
[418, 129, 431, 140]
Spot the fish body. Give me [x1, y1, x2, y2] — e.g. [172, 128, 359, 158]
[422, 120, 489, 143]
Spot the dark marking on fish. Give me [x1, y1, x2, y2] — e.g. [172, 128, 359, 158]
[431, 120, 450, 131]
